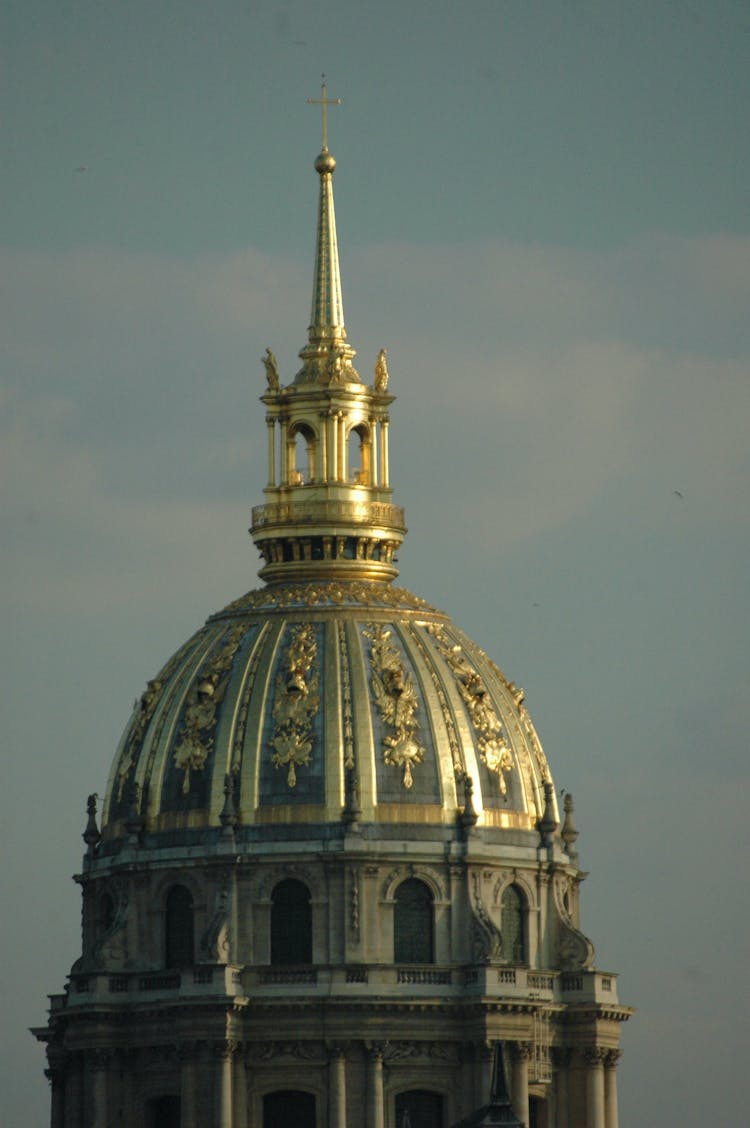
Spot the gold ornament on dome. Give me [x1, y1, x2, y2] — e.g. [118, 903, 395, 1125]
[218, 582, 440, 617]
[116, 632, 205, 801]
[173, 624, 245, 793]
[270, 625, 320, 787]
[364, 624, 425, 789]
[428, 625, 513, 794]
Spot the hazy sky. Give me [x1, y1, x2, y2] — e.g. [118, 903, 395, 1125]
[2, 2, 749, 1125]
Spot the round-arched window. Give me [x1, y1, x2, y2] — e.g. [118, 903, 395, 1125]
[394, 878, 434, 964]
[501, 884, 525, 965]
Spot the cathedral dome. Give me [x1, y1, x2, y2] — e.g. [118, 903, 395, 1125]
[101, 91, 557, 849]
[102, 580, 554, 842]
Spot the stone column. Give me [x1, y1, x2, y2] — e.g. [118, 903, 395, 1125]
[510, 1042, 531, 1127]
[329, 1046, 347, 1128]
[320, 413, 328, 480]
[370, 420, 378, 486]
[380, 420, 390, 487]
[367, 1045, 385, 1128]
[64, 1052, 83, 1128]
[232, 1044, 248, 1127]
[180, 1042, 200, 1128]
[604, 1050, 622, 1128]
[266, 416, 276, 487]
[45, 1062, 65, 1128]
[337, 413, 346, 480]
[478, 1043, 495, 1107]
[328, 413, 337, 483]
[214, 1043, 234, 1128]
[551, 1048, 571, 1128]
[88, 1050, 110, 1128]
[583, 1049, 606, 1128]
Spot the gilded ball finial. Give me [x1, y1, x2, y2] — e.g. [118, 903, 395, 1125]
[315, 150, 336, 174]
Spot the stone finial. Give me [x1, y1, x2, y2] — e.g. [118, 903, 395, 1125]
[459, 773, 479, 837]
[537, 779, 557, 848]
[342, 768, 362, 831]
[123, 779, 143, 847]
[220, 772, 238, 838]
[82, 794, 101, 855]
[561, 791, 579, 863]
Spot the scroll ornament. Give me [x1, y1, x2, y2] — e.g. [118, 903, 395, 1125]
[270, 625, 319, 787]
[553, 872, 595, 969]
[174, 625, 245, 793]
[429, 626, 513, 794]
[364, 624, 425, 789]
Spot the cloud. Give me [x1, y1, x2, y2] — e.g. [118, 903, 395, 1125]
[2, 232, 748, 617]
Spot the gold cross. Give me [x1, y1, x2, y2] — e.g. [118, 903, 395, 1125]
[306, 75, 341, 152]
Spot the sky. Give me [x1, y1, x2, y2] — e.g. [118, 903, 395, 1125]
[2, 1, 749, 1124]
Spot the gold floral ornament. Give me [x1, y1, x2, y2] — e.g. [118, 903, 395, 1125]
[173, 625, 245, 793]
[364, 624, 425, 789]
[270, 625, 320, 787]
[428, 626, 513, 794]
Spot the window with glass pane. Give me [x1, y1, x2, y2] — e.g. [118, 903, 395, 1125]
[501, 884, 525, 964]
[394, 878, 434, 964]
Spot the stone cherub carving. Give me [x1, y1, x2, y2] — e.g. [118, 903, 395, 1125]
[374, 348, 389, 392]
[262, 347, 280, 390]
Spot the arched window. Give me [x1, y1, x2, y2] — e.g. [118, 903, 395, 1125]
[501, 884, 526, 965]
[394, 878, 434, 964]
[263, 1089, 315, 1128]
[270, 879, 312, 965]
[165, 885, 194, 969]
[146, 1095, 180, 1128]
[348, 423, 371, 485]
[395, 1090, 444, 1128]
[290, 425, 316, 484]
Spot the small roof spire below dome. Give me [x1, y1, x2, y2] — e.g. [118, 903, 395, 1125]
[250, 83, 407, 584]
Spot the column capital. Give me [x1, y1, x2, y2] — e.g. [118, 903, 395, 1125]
[87, 1048, 112, 1071]
[511, 1040, 533, 1062]
[582, 1046, 607, 1067]
[604, 1048, 623, 1069]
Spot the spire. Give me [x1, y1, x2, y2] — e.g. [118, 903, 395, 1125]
[250, 86, 406, 584]
[297, 79, 359, 384]
[306, 79, 346, 344]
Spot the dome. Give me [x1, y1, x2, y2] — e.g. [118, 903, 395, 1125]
[103, 580, 554, 843]
[36, 90, 631, 1128]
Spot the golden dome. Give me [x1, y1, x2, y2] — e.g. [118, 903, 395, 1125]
[102, 581, 554, 841]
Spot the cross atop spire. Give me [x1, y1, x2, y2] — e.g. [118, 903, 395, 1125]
[306, 75, 341, 153]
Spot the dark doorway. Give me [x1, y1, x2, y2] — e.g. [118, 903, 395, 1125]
[146, 1094, 180, 1128]
[395, 1089, 444, 1128]
[263, 1089, 316, 1128]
